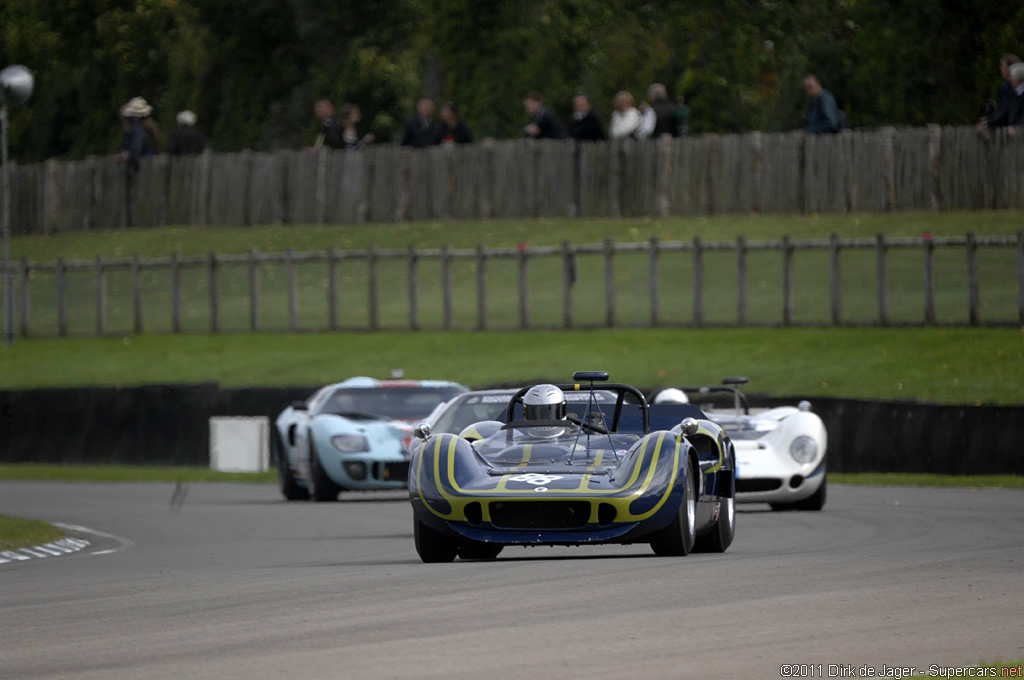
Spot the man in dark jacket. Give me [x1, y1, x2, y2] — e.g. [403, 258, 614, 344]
[400, 98, 442, 148]
[568, 93, 606, 142]
[523, 91, 568, 140]
[313, 99, 345, 150]
[804, 74, 839, 134]
[166, 110, 208, 155]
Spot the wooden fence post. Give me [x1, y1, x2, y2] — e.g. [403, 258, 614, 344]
[56, 257, 67, 337]
[19, 257, 30, 337]
[171, 252, 182, 333]
[966, 232, 980, 326]
[749, 132, 763, 214]
[408, 245, 419, 331]
[736, 236, 748, 326]
[562, 241, 574, 329]
[923, 235, 936, 325]
[693, 237, 704, 326]
[442, 244, 453, 330]
[207, 251, 219, 333]
[316, 149, 328, 224]
[782, 235, 794, 326]
[476, 244, 487, 331]
[95, 255, 106, 336]
[248, 248, 260, 331]
[286, 248, 298, 332]
[649, 237, 661, 327]
[368, 244, 379, 331]
[519, 245, 530, 329]
[830, 232, 842, 325]
[604, 238, 615, 327]
[928, 124, 943, 211]
[132, 254, 143, 334]
[328, 247, 339, 331]
[882, 127, 897, 211]
[657, 136, 672, 217]
[876, 234, 889, 326]
[1018, 230, 1024, 326]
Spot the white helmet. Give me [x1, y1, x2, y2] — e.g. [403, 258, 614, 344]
[653, 387, 689, 404]
[522, 384, 567, 421]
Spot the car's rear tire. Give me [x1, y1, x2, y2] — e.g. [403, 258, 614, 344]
[771, 474, 827, 512]
[694, 460, 736, 553]
[415, 520, 458, 563]
[275, 430, 309, 501]
[650, 460, 697, 557]
[308, 441, 341, 502]
[458, 541, 503, 560]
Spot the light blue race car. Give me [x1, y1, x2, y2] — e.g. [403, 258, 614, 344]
[273, 377, 467, 501]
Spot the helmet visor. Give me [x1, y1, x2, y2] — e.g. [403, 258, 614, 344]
[525, 401, 566, 421]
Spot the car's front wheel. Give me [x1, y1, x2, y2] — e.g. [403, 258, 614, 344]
[695, 459, 736, 553]
[308, 440, 341, 502]
[771, 474, 827, 512]
[275, 430, 309, 501]
[650, 460, 697, 557]
[414, 520, 458, 563]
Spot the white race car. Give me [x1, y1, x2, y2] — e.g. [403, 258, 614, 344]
[652, 378, 827, 511]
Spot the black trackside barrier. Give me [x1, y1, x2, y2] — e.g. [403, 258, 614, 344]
[0, 385, 1022, 475]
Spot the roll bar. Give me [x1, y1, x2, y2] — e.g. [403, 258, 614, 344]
[506, 372, 650, 434]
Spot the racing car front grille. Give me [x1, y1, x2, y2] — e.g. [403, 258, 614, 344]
[736, 478, 783, 493]
[489, 501, 591, 530]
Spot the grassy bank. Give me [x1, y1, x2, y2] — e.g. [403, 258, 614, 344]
[1, 327, 1021, 404]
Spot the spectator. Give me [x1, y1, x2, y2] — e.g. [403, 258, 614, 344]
[438, 102, 473, 144]
[165, 110, 208, 156]
[637, 83, 678, 138]
[115, 97, 155, 227]
[674, 95, 691, 137]
[804, 74, 839, 134]
[609, 90, 643, 139]
[338, 103, 375, 150]
[310, 99, 345, 151]
[400, 98, 441, 148]
[979, 54, 1021, 130]
[522, 91, 568, 139]
[983, 62, 1024, 136]
[568, 93, 606, 142]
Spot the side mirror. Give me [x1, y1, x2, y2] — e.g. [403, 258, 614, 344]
[679, 417, 699, 436]
[290, 401, 308, 411]
[722, 376, 749, 386]
[413, 422, 432, 440]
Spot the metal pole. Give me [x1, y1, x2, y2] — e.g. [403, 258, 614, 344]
[2, 105, 13, 345]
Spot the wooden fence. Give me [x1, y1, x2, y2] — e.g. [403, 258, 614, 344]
[4, 233, 1022, 337]
[5, 126, 1024, 233]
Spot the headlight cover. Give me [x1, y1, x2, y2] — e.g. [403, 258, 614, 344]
[331, 434, 370, 453]
[790, 435, 818, 464]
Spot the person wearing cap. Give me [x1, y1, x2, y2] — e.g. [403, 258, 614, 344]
[166, 110, 208, 156]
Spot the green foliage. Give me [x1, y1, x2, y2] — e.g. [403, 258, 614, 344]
[2, 0, 1024, 159]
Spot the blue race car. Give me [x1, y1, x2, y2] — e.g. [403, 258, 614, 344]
[409, 372, 736, 562]
[274, 377, 467, 501]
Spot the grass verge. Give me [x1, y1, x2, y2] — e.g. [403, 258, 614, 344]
[3, 465, 1022, 489]
[0, 464, 276, 484]
[0, 515, 66, 551]
[831, 473, 1024, 489]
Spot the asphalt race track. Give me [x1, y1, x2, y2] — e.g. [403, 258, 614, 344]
[2, 481, 1022, 679]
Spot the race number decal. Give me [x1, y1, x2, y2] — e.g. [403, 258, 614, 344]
[509, 473, 564, 486]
